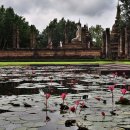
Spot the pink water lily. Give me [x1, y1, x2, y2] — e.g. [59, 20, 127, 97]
[108, 85, 114, 91]
[61, 93, 67, 104]
[45, 93, 51, 99]
[61, 93, 67, 100]
[74, 100, 81, 105]
[74, 100, 83, 112]
[121, 88, 127, 95]
[69, 106, 76, 113]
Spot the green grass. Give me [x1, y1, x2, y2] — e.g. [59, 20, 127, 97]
[0, 60, 130, 66]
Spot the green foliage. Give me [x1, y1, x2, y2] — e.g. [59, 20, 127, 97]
[39, 18, 76, 48]
[0, 5, 38, 49]
[120, 0, 130, 27]
[89, 25, 104, 48]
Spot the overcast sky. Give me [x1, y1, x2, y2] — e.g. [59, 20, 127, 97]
[1, 0, 118, 32]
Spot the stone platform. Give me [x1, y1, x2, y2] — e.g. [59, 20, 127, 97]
[63, 42, 86, 49]
[98, 64, 130, 76]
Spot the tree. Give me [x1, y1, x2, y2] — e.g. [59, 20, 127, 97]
[120, 0, 130, 27]
[0, 5, 6, 49]
[4, 7, 15, 48]
[89, 25, 104, 48]
[0, 5, 39, 49]
[40, 18, 77, 48]
[66, 20, 76, 43]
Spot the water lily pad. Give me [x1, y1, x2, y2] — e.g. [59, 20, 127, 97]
[13, 127, 27, 130]
[27, 128, 38, 130]
[11, 120, 27, 124]
[3, 123, 21, 130]
[57, 120, 65, 125]
[77, 121, 93, 126]
[10, 107, 27, 112]
[118, 125, 130, 129]
[6, 117, 21, 121]
[20, 114, 42, 121]
[87, 115, 113, 122]
[23, 122, 46, 128]
[0, 120, 10, 126]
[88, 125, 107, 130]
[109, 127, 125, 130]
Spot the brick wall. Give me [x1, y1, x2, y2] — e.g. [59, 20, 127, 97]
[0, 49, 101, 58]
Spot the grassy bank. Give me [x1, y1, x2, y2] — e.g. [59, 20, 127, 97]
[0, 60, 130, 66]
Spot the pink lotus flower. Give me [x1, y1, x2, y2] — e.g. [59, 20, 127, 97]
[61, 93, 67, 104]
[121, 88, 127, 95]
[61, 93, 67, 100]
[69, 106, 76, 113]
[74, 100, 83, 112]
[108, 85, 114, 91]
[45, 93, 51, 99]
[74, 100, 81, 105]
[80, 101, 87, 108]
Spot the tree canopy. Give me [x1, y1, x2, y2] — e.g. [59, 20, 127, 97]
[39, 18, 77, 48]
[89, 25, 104, 48]
[0, 5, 105, 49]
[0, 5, 38, 49]
[120, 0, 130, 27]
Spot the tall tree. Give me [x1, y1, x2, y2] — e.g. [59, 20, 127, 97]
[0, 5, 39, 49]
[40, 18, 77, 48]
[120, 0, 130, 27]
[0, 5, 6, 49]
[89, 25, 104, 48]
[4, 7, 15, 48]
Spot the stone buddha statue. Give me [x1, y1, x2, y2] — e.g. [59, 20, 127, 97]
[72, 23, 81, 42]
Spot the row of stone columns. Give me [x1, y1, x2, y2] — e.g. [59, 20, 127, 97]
[102, 27, 130, 59]
[12, 25, 37, 49]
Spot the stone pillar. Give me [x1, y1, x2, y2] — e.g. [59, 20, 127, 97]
[64, 23, 68, 44]
[125, 27, 128, 57]
[118, 32, 122, 57]
[102, 31, 106, 57]
[105, 28, 110, 58]
[12, 24, 19, 49]
[30, 31, 36, 49]
[16, 27, 19, 49]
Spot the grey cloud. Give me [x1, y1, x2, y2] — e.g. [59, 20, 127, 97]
[51, 0, 115, 17]
[1, 0, 116, 17]
[0, 0, 117, 31]
[1, 0, 53, 14]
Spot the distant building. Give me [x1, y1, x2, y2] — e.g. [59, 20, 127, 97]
[102, 1, 130, 59]
[62, 21, 93, 49]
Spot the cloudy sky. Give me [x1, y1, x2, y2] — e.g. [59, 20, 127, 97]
[1, 0, 118, 32]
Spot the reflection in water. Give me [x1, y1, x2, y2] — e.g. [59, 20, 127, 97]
[0, 65, 94, 95]
[45, 111, 51, 123]
[0, 65, 130, 130]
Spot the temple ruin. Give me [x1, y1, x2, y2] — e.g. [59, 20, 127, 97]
[102, 1, 130, 59]
[55, 21, 93, 49]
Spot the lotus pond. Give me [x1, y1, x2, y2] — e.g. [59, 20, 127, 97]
[0, 65, 130, 130]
